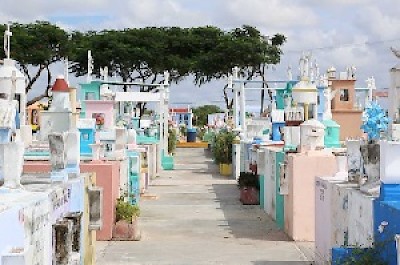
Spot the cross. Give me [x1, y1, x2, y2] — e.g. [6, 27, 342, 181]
[3, 23, 12, 59]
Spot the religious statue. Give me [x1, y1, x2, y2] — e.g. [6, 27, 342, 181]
[87, 50, 94, 82]
[322, 76, 336, 120]
[100, 66, 111, 96]
[287, 65, 293, 80]
[100, 66, 108, 81]
[366, 76, 376, 103]
[164, 70, 170, 85]
[3, 23, 12, 59]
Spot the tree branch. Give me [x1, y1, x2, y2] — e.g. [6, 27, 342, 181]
[27, 93, 48, 106]
[24, 64, 46, 94]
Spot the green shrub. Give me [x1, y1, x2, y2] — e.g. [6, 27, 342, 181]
[211, 130, 235, 164]
[168, 128, 177, 155]
[116, 197, 140, 223]
[238, 172, 260, 190]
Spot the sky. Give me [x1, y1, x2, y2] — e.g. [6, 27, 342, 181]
[1, 0, 400, 109]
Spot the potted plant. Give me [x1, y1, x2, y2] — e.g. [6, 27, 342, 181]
[213, 130, 235, 176]
[113, 197, 141, 240]
[238, 172, 260, 205]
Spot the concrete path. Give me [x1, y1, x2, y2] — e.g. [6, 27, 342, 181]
[96, 148, 315, 265]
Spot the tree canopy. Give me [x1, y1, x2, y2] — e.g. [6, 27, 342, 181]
[0, 21, 70, 105]
[192, 105, 224, 127]
[0, 22, 286, 108]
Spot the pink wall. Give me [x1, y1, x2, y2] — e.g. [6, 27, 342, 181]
[85, 100, 115, 130]
[332, 110, 364, 141]
[23, 160, 121, 241]
[284, 152, 336, 241]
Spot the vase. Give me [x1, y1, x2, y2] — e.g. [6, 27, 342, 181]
[112, 217, 141, 241]
[219, 163, 232, 176]
[240, 187, 260, 205]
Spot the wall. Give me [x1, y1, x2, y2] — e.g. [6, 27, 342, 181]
[332, 110, 364, 140]
[285, 151, 336, 241]
[23, 160, 121, 241]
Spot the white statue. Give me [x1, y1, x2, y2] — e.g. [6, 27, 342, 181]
[163, 70, 170, 85]
[3, 23, 12, 59]
[315, 61, 320, 81]
[323, 86, 336, 120]
[287, 65, 293, 80]
[299, 53, 306, 79]
[366, 76, 376, 102]
[350, 65, 356, 79]
[318, 73, 328, 88]
[100, 66, 111, 96]
[87, 50, 94, 82]
[100, 66, 108, 81]
[346, 67, 351, 79]
[233, 66, 239, 79]
[64, 58, 69, 85]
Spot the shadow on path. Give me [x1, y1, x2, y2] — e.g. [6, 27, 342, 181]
[184, 148, 290, 241]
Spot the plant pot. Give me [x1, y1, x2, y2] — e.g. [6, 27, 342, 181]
[219, 163, 232, 176]
[112, 217, 141, 241]
[240, 186, 260, 205]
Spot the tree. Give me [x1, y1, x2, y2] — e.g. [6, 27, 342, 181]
[191, 25, 286, 110]
[68, 25, 286, 112]
[69, 27, 194, 115]
[0, 21, 70, 105]
[192, 105, 224, 127]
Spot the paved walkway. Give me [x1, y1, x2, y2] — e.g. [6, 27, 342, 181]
[96, 148, 315, 265]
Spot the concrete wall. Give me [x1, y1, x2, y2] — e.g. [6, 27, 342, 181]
[347, 189, 375, 247]
[315, 178, 359, 264]
[285, 151, 336, 241]
[23, 161, 121, 241]
[332, 110, 364, 140]
[0, 192, 51, 265]
[81, 161, 120, 241]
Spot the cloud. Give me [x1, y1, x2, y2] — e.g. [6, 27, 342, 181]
[355, 6, 400, 40]
[108, 0, 211, 29]
[216, 0, 318, 32]
[0, 0, 399, 105]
